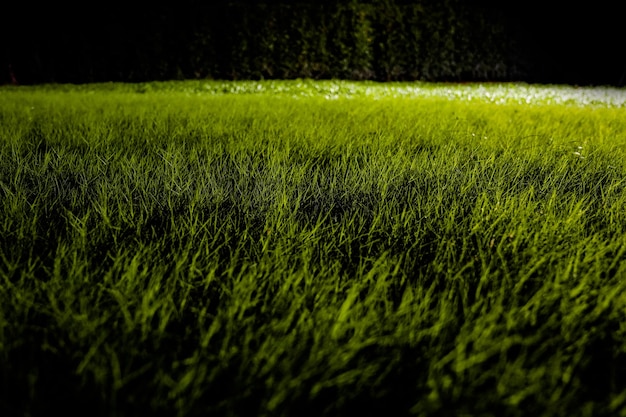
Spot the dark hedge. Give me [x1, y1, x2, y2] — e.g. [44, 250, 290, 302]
[1, 0, 624, 85]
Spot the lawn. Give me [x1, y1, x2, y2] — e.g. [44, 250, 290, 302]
[1, 80, 626, 416]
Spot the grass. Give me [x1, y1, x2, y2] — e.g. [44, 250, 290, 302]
[1, 80, 626, 417]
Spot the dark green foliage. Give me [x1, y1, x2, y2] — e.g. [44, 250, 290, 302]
[3, 0, 518, 84]
[212, 0, 517, 81]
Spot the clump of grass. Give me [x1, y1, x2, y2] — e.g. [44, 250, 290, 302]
[1, 81, 626, 416]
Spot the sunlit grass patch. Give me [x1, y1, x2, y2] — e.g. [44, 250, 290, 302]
[1, 81, 626, 416]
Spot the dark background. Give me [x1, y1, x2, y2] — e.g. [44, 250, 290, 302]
[1, 0, 624, 86]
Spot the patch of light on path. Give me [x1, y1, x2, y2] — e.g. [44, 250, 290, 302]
[195, 80, 626, 108]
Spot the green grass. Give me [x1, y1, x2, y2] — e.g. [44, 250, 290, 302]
[1, 80, 626, 417]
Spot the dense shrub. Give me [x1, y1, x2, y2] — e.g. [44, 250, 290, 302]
[2, 0, 524, 84]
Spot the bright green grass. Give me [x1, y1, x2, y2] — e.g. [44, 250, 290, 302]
[1, 80, 626, 417]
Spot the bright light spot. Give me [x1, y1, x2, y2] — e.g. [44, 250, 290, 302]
[193, 80, 626, 108]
